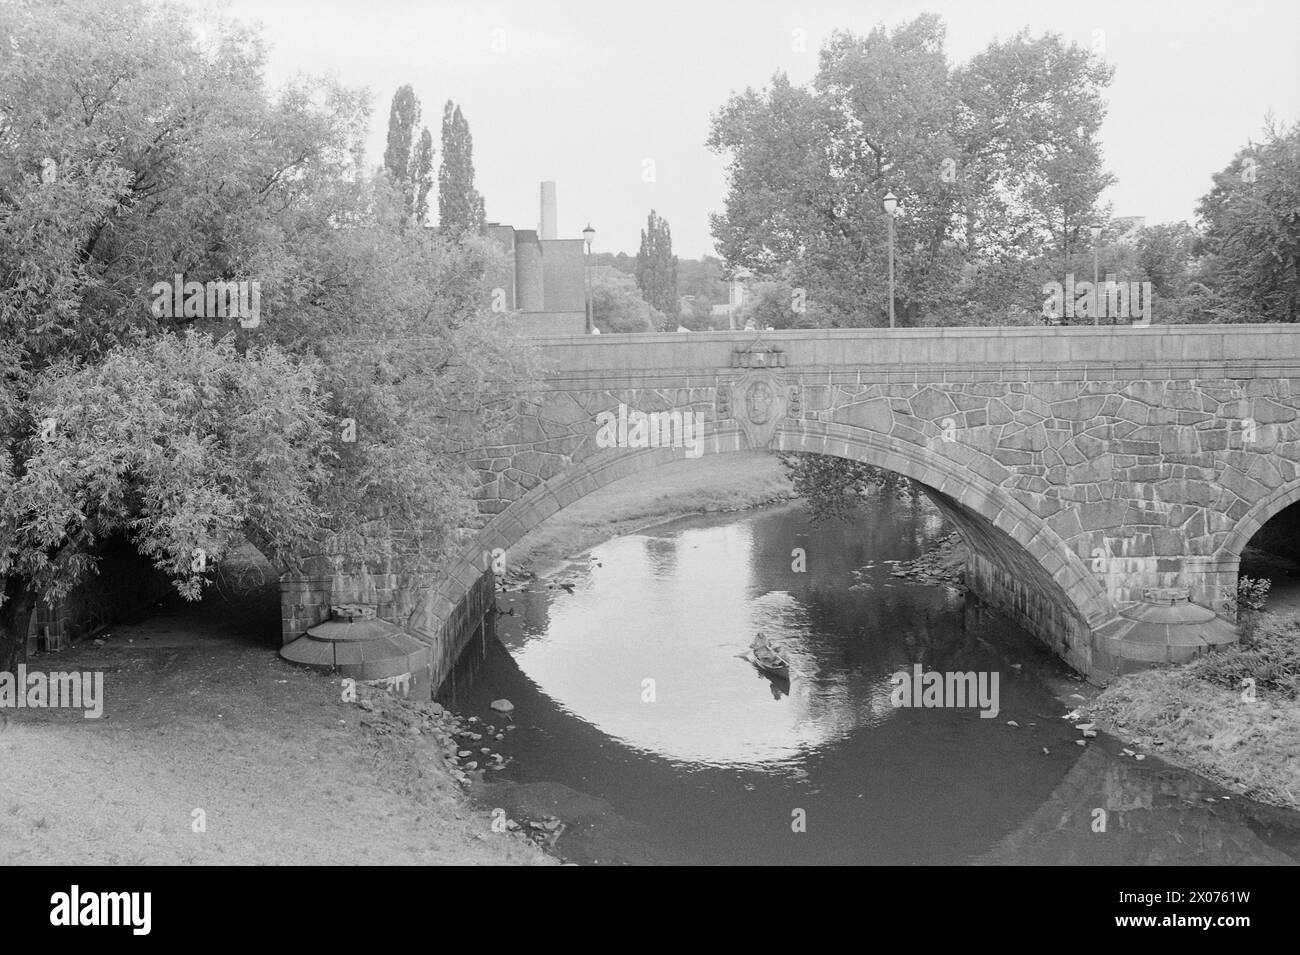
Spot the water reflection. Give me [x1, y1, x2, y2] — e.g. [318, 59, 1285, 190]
[451, 499, 1300, 865]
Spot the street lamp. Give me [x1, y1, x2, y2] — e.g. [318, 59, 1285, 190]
[1090, 224, 1102, 326]
[583, 223, 595, 334]
[882, 192, 900, 328]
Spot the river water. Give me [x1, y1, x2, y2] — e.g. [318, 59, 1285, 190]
[443, 499, 1300, 865]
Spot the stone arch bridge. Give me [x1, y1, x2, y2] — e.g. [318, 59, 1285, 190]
[283, 325, 1300, 689]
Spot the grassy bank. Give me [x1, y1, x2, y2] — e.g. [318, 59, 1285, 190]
[506, 451, 794, 576]
[1086, 613, 1300, 810]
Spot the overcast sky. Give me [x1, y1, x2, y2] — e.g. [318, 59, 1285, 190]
[201, 0, 1300, 259]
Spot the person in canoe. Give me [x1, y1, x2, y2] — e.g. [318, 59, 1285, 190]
[750, 632, 790, 676]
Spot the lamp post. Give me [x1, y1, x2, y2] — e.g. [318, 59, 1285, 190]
[582, 223, 595, 334]
[882, 192, 900, 328]
[1090, 224, 1102, 326]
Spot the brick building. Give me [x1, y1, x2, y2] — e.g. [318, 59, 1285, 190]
[485, 181, 587, 336]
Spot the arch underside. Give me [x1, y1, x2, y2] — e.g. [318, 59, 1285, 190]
[1221, 479, 1300, 562]
[422, 420, 1113, 679]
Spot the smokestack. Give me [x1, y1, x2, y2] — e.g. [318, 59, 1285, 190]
[539, 181, 557, 240]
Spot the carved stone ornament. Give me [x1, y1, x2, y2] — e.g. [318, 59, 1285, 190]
[727, 369, 793, 448]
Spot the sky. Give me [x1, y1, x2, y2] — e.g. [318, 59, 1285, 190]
[196, 0, 1300, 258]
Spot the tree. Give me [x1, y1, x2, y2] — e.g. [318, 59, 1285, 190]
[708, 15, 1115, 326]
[591, 268, 665, 333]
[384, 85, 420, 183]
[677, 256, 728, 329]
[439, 100, 486, 239]
[635, 210, 678, 320]
[413, 128, 435, 225]
[383, 85, 433, 222]
[1196, 119, 1300, 323]
[1137, 222, 1198, 297]
[777, 454, 916, 523]
[0, 0, 536, 670]
[735, 279, 814, 329]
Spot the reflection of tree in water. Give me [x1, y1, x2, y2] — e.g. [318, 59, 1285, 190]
[640, 534, 679, 579]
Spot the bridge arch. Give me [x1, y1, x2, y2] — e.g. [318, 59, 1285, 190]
[418, 418, 1115, 679]
[1221, 478, 1300, 562]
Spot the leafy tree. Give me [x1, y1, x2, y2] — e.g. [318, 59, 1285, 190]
[676, 256, 727, 329]
[0, 0, 536, 669]
[593, 251, 636, 275]
[384, 85, 419, 182]
[1137, 222, 1197, 297]
[635, 210, 678, 320]
[438, 100, 485, 238]
[735, 279, 818, 329]
[708, 15, 1114, 326]
[1196, 119, 1300, 323]
[592, 268, 665, 333]
[778, 454, 916, 523]
[413, 127, 435, 225]
[383, 84, 433, 222]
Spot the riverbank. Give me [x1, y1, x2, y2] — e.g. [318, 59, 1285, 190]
[501, 450, 794, 580]
[890, 530, 1300, 811]
[0, 585, 553, 865]
[1083, 612, 1300, 811]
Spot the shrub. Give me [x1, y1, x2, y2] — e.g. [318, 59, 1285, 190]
[1219, 575, 1272, 612]
[1188, 613, 1300, 699]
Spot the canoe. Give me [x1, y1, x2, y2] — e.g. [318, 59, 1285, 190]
[752, 647, 790, 679]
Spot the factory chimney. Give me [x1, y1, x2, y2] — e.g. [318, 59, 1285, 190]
[539, 181, 557, 240]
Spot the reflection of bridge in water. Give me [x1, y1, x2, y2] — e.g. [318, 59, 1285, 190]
[446, 611, 1300, 865]
[975, 743, 1300, 865]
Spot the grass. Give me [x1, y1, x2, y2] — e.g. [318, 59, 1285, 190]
[1089, 611, 1300, 809]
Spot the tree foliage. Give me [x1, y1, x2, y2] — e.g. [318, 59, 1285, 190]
[778, 453, 917, 523]
[591, 268, 665, 333]
[0, 0, 537, 668]
[635, 210, 678, 320]
[1196, 119, 1300, 323]
[383, 84, 433, 224]
[708, 15, 1115, 326]
[438, 100, 485, 239]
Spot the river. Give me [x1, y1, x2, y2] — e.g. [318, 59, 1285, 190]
[442, 499, 1300, 865]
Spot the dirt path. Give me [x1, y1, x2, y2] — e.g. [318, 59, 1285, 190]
[0, 587, 551, 866]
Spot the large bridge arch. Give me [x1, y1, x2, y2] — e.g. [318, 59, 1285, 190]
[414, 418, 1114, 680]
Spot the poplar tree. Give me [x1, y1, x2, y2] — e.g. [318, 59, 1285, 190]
[439, 101, 486, 238]
[383, 85, 434, 223]
[636, 210, 679, 321]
